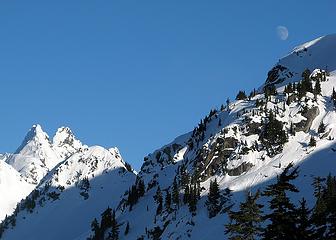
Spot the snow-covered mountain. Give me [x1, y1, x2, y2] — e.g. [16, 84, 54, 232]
[6, 125, 61, 185]
[1, 34, 336, 240]
[5, 125, 88, 185]
[2, 146, 136, 240]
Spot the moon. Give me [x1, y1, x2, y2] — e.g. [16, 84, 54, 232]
[276, 26, 289, 40]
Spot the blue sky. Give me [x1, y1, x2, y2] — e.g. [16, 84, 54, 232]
[0, 1, 335, 170]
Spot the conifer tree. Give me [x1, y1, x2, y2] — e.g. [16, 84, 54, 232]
[285, 82, 293, 93]
[286, 96, 291, 106]
[264, 85, 278, 99]
[172, 178, 180, 209]
[311, 176, 336, 239]
[153, 186, 163, 215]
[301, 69, 313, 95]
[236, 90, 247, 100]
[332, 87, 336, 107]
[312, 191, 328, 239]
[225, 191, 264, 240]
[309, 136, 316, 147]
[180, 166, 190, 188]
[296, 198, 314, 240]
[325, 175, 336, 239]
[137, 179, 145, 197]
[127, 185, 138, 211]
[262, 164, 299, 240]
[188, 185, 197, 215]
[259, 111, 287, 155]
[314, 79, 321, 96]
[289, 122, 295, 136]
[183, 185, 190, 205]
[312, 177, 326, 199]
[91, 218, 100, 240]
[318, 122, 326, 134]
[164, 190, 172, 212]
[302, 69, 311, 81]
[100, 207, 113, 234]
[110, 210, 119, 240]
[297, 81, 304, 99]
[206, 179, 221, 218]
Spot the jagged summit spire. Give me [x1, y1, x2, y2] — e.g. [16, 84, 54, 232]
[15, 124, 50, 154]
[52, 126, 87, 159]
[53, 126, 76, 146]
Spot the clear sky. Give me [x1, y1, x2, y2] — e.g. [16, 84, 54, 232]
[0, 1, 335, 170]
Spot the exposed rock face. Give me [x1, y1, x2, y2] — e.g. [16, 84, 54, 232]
[246, 122, 262, 136]
[265, 64, 293, 85]
[295, 106, 320, 132]
[228, 162, 254, 176]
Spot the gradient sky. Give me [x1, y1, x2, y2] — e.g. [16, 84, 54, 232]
[0, 1, 335, 170]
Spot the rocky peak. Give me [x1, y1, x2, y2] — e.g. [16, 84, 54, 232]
[15, 124, 51, 154]
[52, 126, 87, 160]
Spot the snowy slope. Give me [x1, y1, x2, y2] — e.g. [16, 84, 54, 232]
[2, 146, 136, 240]
[0, 161, 35, 221]
[265, 33, 336, 86]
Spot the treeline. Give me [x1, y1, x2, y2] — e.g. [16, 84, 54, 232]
[225, 164, 336, 240]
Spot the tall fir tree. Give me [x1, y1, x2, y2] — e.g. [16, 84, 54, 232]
[188, 185, 197, 215]
[314, 79, 321, 96]
[110, 210, 119, 240]
[164, 190, 172, 212]
[91, 218, 100, 240]
[332, 87, 336, 108]
[225, 191, 264, 240]
[183, 184, 190, 205]
[318, 122, 326, 134]
[262, 163, 299, 240]
[236, 90, 247, 100]
[296, 198, 314, 240]
[100, 207, 113, 234]
[309, 136, 316, 147]
[172, 178, 180, 209]
[137, 179, 145, 198]
[206, 179, 221, 218]
[259, 111, 287, 155]
[325, 175, 336, 239]
[153, 186, 163, 215]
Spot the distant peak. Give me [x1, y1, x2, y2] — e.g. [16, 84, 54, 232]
[31, 124, 44, 133]
[55, 126, 73, 136]
[15, 124, 50, 154]
[25, 124, 47, 139]
[53, 126, 76, 147]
